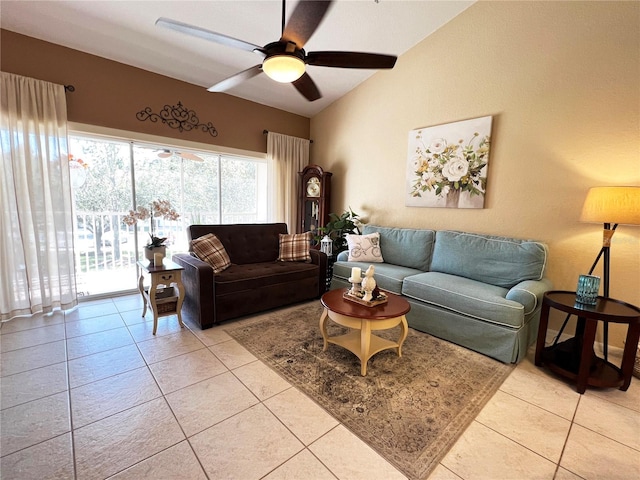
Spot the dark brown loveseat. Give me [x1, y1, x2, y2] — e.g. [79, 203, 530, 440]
[172, 223, 327, 329]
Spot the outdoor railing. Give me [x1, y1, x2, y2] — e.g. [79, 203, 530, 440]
[73, 211, 261, 295]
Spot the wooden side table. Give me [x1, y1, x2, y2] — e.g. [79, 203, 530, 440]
[325, 254, 336, 291]
[137, 259, 185, 335]
[535, 290, 640, 394]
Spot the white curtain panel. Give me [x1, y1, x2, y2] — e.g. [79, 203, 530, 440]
[267, 131, 310, 233]
[0, 72, 77, 320]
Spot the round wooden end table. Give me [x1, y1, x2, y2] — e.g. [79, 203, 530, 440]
[319, 288, 411, 376]
[534, 290, 640, 394]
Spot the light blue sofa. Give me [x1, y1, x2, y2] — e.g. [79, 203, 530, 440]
[330, 225, 552, 363]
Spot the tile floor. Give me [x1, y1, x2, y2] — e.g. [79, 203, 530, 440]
[1, 294, 639, 480]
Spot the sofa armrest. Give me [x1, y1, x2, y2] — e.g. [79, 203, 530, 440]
[172, 253, 215, 329]
[506, 278, 554, 316]
[336, 250, 349, 262]
[309, 249, 328, 296]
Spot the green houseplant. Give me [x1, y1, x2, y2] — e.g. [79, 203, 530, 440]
[317, 208, 361, 253]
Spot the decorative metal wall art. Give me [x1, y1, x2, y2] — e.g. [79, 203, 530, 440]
[136, 101, 218, 137]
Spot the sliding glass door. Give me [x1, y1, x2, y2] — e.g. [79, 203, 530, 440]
[69, 133, 268, 297]
[69, 136, 135, 297]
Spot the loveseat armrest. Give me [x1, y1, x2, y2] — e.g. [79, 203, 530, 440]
[336, 250, 349, 262]
[309, 249, 328, 296]
[506, 278, 554, 316]
[172, 253, 215, 329]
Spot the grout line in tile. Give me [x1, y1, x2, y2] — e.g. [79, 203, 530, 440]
[469, 418, 559, 469]
[0, 432, 71, 462]
[257, 446, 314, 480]
[551, 383, 583, 480]
[305, 423, 347, 479]
[103, 442, 178, 479]
[496, 388, 576, 423]
[60, 320, 80, 480]
[0, 386, 70, 412]
[0, 358, 68, 380]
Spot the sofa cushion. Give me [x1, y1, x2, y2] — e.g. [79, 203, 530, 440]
[278, 232, 312, 262]
[430, 231, 548, 288]
[191, 233, 231, 273]
[362, 225, 435, 271]
[402, 272, 525, 328]
[214, 261, 318, 295]
[346, 232, 384, 263]
[333, 261, 423, 294]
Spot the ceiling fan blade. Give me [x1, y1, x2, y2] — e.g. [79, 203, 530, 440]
[156, 17, 262, 54]
[180, 152, 205, 162]
[292, 73, 321, 102]
[281, 0, 333, 49]
[207, 65, 263, 92]
[157, 151, 172, 158]
[306, 51, 397, 69]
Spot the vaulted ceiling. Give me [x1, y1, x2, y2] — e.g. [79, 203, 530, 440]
[1, 1, 474, 117]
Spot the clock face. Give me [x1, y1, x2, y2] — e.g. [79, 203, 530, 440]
[306, 177, 321, 197]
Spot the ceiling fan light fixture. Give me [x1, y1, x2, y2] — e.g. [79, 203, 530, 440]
[262, 54, 306, 83]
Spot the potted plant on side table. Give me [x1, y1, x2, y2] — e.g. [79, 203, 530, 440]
[123, 199, 180, 264]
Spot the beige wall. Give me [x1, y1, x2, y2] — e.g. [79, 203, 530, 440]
[1, 29, 310, 153]
[311, 1, 640, 346]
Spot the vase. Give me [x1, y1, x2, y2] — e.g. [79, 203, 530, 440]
[445, 189, 461, 208]
[144, 246, 166, 265]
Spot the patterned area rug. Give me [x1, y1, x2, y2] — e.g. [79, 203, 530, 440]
[225, 301, 514, 480]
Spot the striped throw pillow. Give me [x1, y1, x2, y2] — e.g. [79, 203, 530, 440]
[191, 233, 231, 273]
[278, 232, 312, 262]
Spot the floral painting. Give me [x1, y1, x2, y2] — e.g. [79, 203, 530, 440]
[406, 116, 492, 209]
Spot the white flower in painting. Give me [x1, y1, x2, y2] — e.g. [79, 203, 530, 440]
[427, 156, 440, 168]
[442, 157, 469, 182]
[429, 139, 446, 154]
[420, 170, 438, 188]
[421, 170, 434, 182]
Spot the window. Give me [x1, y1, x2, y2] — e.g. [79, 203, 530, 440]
[69, 132, 269, 296]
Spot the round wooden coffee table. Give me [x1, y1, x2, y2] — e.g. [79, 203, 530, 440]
[320, 288, 411, 376]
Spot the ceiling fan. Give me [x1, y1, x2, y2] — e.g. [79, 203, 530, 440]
[157, 149, 204, 162]
[156, 0, 397, 102]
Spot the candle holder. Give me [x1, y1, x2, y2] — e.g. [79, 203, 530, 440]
[575, 274, 600, 306]
[348, 276, 362, 296]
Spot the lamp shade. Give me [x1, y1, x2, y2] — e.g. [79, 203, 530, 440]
[580, 186, 640, 225]
[262, 55, 305, 83]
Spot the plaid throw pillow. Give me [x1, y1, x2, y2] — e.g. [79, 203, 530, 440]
[278, 232, 312, 262]
[191, 233, 231, 273]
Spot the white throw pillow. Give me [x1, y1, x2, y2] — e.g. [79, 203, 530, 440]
[346, 233, 384, 263]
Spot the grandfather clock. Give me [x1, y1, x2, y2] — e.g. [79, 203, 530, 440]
[298, 164, 332, 235]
